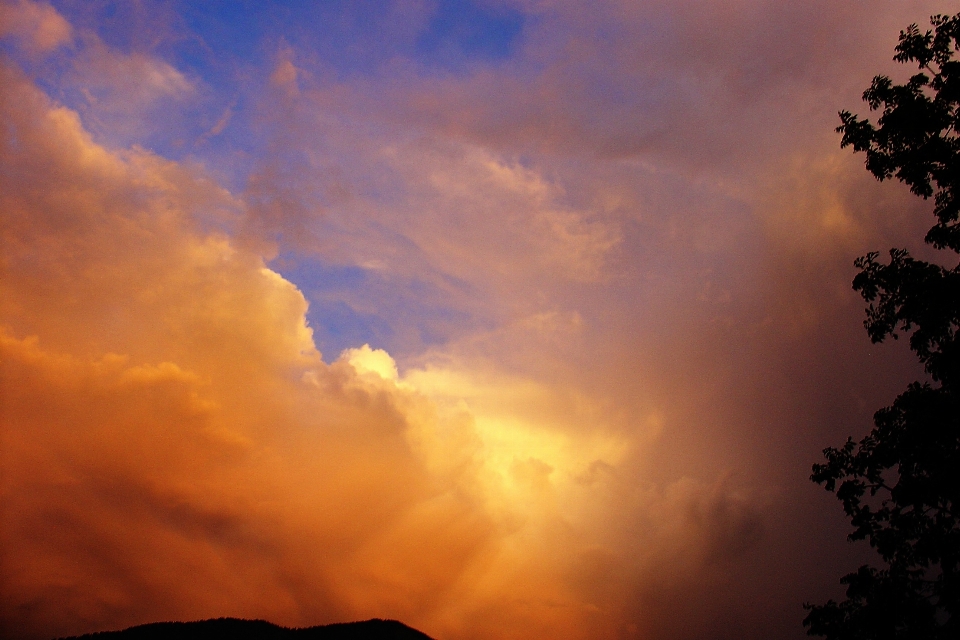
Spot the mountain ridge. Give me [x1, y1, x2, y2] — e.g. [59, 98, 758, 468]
[55, 617, 435, 640]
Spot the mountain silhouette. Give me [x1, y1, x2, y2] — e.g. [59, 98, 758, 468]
[56, 618, 435, 640]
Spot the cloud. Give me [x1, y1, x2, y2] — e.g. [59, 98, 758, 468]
[270, 52, 301, 98]
[298, 0, 944, 174]
[0, 58, 775, 640]
[345, 344, 401, 380]
[63, 38, 195, 142]
[0, 0, 72, 53]
[4, 2, 950, 639]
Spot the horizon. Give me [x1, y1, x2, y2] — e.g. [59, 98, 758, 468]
[55, 617, 434, 640]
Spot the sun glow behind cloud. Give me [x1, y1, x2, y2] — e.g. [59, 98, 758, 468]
[0, 1, 951, 639]
[0, 47, 748, 640]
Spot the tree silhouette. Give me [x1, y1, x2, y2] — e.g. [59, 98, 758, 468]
[804, 14, 960, 640]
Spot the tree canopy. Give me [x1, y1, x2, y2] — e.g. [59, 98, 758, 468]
[804, 14, 960, 640]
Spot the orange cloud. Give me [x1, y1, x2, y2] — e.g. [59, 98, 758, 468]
[15, 3, 949, 639]
[0, 56, 774, 640]
[0, 0, 71, 54]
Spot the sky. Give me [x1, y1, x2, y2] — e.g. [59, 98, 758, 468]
[0, 1, 953, 639]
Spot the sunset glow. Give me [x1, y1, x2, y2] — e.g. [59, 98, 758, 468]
[0, 2, 950, 639]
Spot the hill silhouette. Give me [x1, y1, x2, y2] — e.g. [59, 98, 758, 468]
[56, 618, 435, 640]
